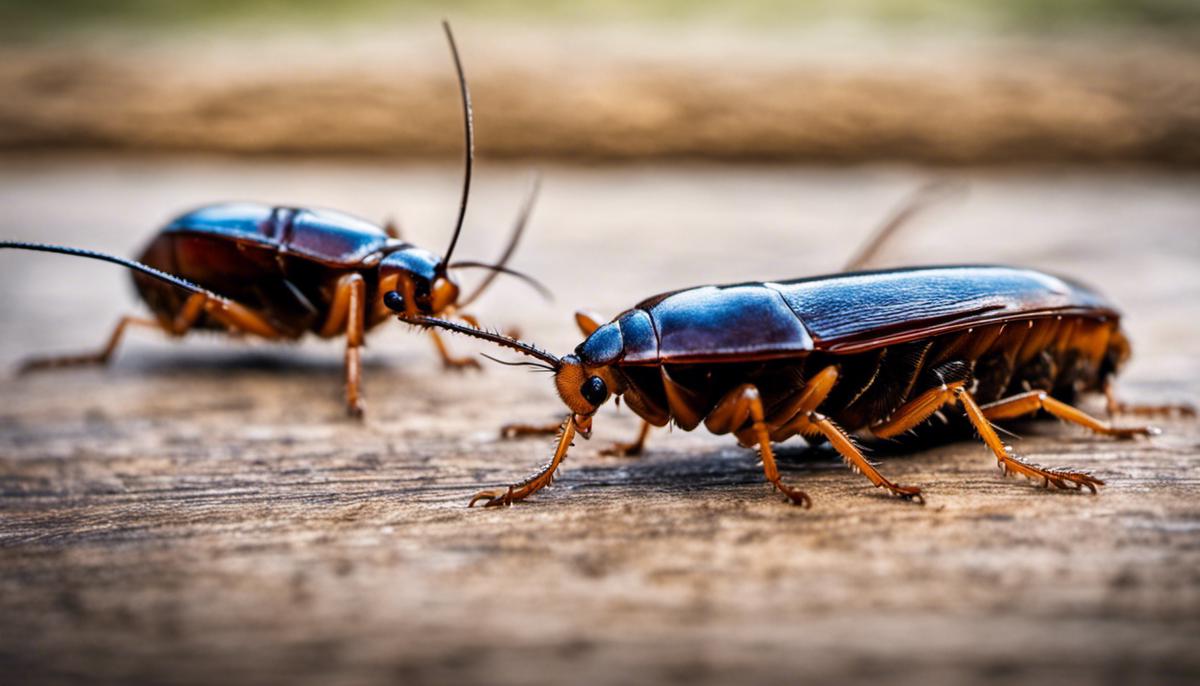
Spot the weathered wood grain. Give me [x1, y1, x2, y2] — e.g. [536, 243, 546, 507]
[2, 29, 1199, 164]
[1, 160, 1198, 685]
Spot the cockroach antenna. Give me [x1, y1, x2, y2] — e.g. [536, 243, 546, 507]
[479, 353, 556, 372]
[447, 261, 553, 301]
[457, 174, 543, 307]
[0, 241, 215, 297]
[398, 315, 561, 369]
[842, 179, 967, 273]
[440, 20, 473, 270]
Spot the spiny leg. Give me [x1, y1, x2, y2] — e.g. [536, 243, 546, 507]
[871, 381, 965, 439]
[770, 365, 923, 502]
[956, 387, 1104, 493]
[806, 413, 924, 503]
[470, 415, 578, 507]
[983, 390, 1156, 439]
[318, 273, 368, 417]
[1105, 381, 1195, 418]
[872, 380, 1108, 492]
[18, 315, 160, 374]
[706, 384, 810, 507]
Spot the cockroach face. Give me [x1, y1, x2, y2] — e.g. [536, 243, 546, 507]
[554, 354, 619, 421]
[380, 247, 461, 315]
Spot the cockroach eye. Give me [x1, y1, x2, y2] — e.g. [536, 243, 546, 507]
[383, 290, 405, 312]
[580, 376, 608, 406]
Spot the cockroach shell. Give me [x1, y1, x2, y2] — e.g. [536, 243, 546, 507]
[161, 203, 401, 268]
[606, 266, 1119, 366]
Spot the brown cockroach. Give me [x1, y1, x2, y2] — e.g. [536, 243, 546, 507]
[0, 23, 546, 418]
[393, 186, 1192, 508]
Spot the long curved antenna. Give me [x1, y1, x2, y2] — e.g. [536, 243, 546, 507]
[458, 173, 542, 307]
[1, 241, 214, 296]
[842, 180, 966, 273]
[440, 20, 473, 269]
[449, 261, 553, 302]
[480, 353, 555, 372]
[398, 314, 561, 368]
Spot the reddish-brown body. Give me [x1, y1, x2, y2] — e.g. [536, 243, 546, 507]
[1, 23, 541, 418]
[580, 267, 1128, 444]
[134, 203, 424, 339]
[400, 265, 1170, 508]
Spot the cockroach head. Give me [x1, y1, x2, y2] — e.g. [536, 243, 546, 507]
[395, 315, 618, 420]
[380, 248, 460, 316]
[553, 354, 616, 418]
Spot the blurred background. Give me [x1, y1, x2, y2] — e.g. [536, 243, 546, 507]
[2, 0, 1199, 163]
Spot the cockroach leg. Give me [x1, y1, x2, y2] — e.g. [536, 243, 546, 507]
[175, 291, 285, 341]
[203, 295, 285, 340]
[169, 293, 208, 335]
[20, 288, 286, 375]
[1105, 382, 1196, 418]
[471, 415, 577, 507]
[706, 384, 811, 507]
[774, 365, 923, 502]
[394, 274, 478, 370]
[956, 387, 1105, 493]
[428, 329, 482, 372]
[599, 420, 652, 457]
[807, 413, 924, 504]
[871, 381, 966, 439]
[345, 278, 366, 417]
[18, 315, 160, 374]
[982, 390, 1156, 438]
[318, 273, 369, 417]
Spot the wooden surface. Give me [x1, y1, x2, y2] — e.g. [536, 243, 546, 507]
[2, 28, 1199, 164]
[1, 158, 1198, 685]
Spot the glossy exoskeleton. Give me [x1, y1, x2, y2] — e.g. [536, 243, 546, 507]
[1, 23, 546, 418]
[397, 204, 1190, 507]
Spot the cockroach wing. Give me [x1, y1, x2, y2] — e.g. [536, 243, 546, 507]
[612, 266, 1118, 365]
[287, 208, 398, 266]
[768, 266, 1118, 353]
[163, 203, 276, 244]
[163, 203, 397, 268]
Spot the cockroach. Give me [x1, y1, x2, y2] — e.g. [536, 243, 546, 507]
[394, 187, 1192, 507]
[1, 23, 548, 417]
